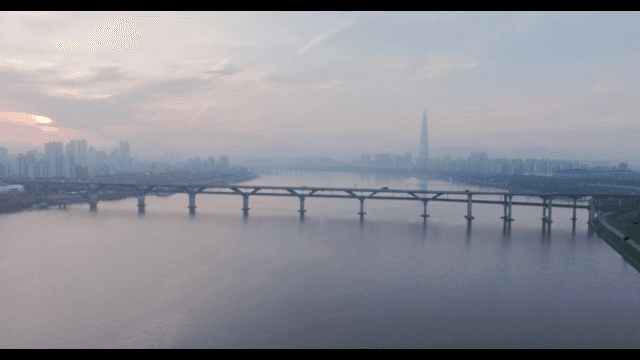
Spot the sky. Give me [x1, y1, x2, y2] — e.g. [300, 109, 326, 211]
[0, 11, 639, 164]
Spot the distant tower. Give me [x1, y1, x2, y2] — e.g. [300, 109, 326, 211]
[77, 139, 88, 166]
[419, 109, 429, 164]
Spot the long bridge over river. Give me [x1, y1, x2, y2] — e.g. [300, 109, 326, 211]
[7, 179, 629, 229]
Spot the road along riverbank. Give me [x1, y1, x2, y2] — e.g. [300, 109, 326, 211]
[592, 212, 640, 273]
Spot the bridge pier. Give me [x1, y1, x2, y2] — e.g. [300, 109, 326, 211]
[500, 195, 514, 222]
[298, 196, 306, 217]
[89, 192, 98, 212]
[588, 203, 595, 224]
[137, 194, 146, 213]
[501, 195, 508, 220]
[571, 198, 578, 221]
[547, 197, 553, 223]
[188, 193, 196, 210]
[242, 195, 250, 216]
[464, 194, 474, 220]
[421, 200, 429, 218]
[358, 198, 366, 217]
[541, 197, 548, 222]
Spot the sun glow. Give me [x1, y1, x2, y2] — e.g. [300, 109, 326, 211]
[32, 115, 52, 124]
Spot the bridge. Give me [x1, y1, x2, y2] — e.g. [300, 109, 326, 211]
[6, 179, 625, 230]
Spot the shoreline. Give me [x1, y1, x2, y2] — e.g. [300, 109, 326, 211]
[591, 213, 640, 273]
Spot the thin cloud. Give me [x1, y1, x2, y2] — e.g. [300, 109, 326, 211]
[297, 30, 337, 55]
[203, 59, 243, 76]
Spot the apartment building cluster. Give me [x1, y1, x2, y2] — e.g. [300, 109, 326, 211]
[0, 140, 132, 179]
[427, 152, 622, 175]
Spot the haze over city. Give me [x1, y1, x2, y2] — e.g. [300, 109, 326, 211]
[1, 11, 639, 166]
[2, 12, 640, 349]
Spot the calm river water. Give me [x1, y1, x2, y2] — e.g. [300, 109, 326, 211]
[1, 172, 639, 348]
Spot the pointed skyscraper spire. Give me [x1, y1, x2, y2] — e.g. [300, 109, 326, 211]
[419, 109, 429, 162]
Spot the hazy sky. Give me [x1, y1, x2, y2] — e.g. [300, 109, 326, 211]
[0, 11, 639, 161]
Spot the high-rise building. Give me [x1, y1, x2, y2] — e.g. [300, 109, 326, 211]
[207, 157, 216, 172]
[77, 139, 88, 166]
[66, 140, 77, 158]
[88, 147, 95, 167]
[188, 156, 201, 173]
[44, 141, 64, 177]
[0, 146, 8, 163]
[418, 109, 429, 166]
[119, 140, 130, 160]
[219, 156, 230, 168]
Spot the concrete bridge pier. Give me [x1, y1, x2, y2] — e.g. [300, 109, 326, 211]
[242, 195, 250, 217]
[137, 194, 146, 214]
[541, 197, 548, 222]
[500, 195, 514, 222]
[571, 198, 578, 221]
[421, 200, 429, 219]
[188, 193, 197, 213]
[89, 193, 98, 212]
[464, 194, 474, 220]
[501, 195, 508, 220]
[588, 203, 595, 224]
[358, 198, 366, 217]
[298, 196, 306, 217]
[547, 197, 553, 224]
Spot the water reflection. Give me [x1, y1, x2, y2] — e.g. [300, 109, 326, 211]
[502, 224, 511, 251]
[420, 221, 428, 242]
[465, 219, 472, 248]
[541, 231, 551, 257]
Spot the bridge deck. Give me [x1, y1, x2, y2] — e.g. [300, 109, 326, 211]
[63, 182, 612, 197]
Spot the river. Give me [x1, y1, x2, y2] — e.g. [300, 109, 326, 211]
[1, 172, 639, 348]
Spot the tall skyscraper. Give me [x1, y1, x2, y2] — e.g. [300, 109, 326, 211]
[419, 109, 429, 162]
[44, 141, 64, 177]
[0, 147, 8, 163]
[119, 140, 130, 160]
[77, 139, 87, 166]
[88, 146, 95, 166]
[66, 140, 77, 158]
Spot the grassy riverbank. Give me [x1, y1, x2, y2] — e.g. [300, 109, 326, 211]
[603, 210, 640, 242]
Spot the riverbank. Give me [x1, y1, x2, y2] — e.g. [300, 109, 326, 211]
[0, 193, 134, 214]
[592, 211, 640, 273]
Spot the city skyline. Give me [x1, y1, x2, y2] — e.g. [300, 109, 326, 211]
[0, 12, 639, 165]
[3, 12, 640, 350]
